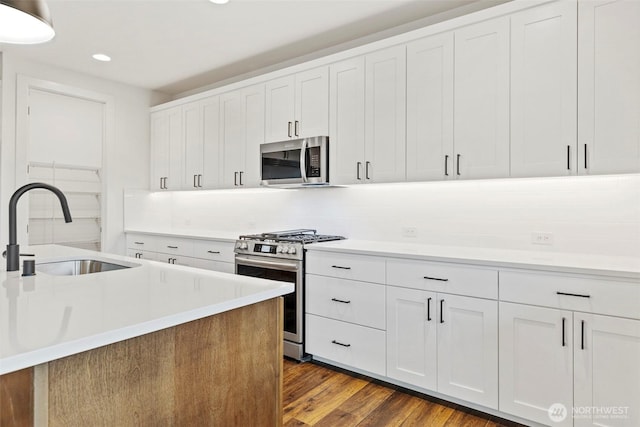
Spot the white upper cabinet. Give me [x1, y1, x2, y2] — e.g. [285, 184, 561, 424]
[510, 1, 578, 177]
[329, 47, 406, 185]
[220, 84, 265, 188]
[406, 33, 454, 181]
[265, 67, 328, 142]
[150, 106, 182, 190]
[454, 17, 510, 179]
[182, 96, 221, 189]
[578, 0, 640, 174]
[329, 57, 366, 185]
[365, 46, 407, 183]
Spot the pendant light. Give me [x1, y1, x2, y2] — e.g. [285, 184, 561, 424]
[0, 0, 55, 44]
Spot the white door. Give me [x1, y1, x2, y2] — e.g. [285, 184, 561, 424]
[219, 90, 245, 188]
[329, 57, 366, 184]
[182, 102, 203, 189]
[574, 314, 640, 427]
[386, 286, 437, 390]
[454, 17, 510, 179]
[406, 32, 454, 181]
[242, 83, 265, 188]
[499, 302, 573, 427]
[578, 0, 640, 174]
[511, 1, 578, 177]
[265, 75, 295, 142]
[294, 67, 329, 138]
[150, 106, 182, 190]
[365, 45, 407, 183]
[437, 294, 498, 409]
[201, 96, 221, 189]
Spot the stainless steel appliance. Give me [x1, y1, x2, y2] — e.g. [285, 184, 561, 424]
[234, 229, 344, 360]
[260, 136, 329, 187]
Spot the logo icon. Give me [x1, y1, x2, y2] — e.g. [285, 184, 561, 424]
[548, 403, 568, 423]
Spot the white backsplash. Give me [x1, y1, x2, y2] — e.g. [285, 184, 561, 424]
[124, 174, 640, 257]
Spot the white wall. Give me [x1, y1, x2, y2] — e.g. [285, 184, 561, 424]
[0, 52, 170, 254]
[124, 173, 640, 258]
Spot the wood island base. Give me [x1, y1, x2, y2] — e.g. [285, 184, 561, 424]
[1, 298, 283, 427]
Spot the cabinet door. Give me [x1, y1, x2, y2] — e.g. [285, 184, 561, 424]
[242, 84, 265, 187]
[182, 102, 204, 189]
[329, 57, 366, 184]
[454, 17, 510, 179]
[294, 67, 329, 138]
[265, 75, 295, 142]
[365, 45, 407, 183]
[201, 96, 221, 189]
[437, 294, 498, 409]
[219, 90, 245, 188]
[578, 0, 640, 174]
[150, 107, 182, 190]
[574, 314, 640, 427]
[406, 33, 454, 181]
[511, 1, 577, 177]
[499, 302, 573, 427]
[386, 286, 437, 391]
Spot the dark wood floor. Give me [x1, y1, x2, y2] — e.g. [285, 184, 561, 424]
[283, 359, 524, 427]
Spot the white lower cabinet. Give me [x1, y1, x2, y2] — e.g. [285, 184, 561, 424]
[306, 314, 386, 376]
[387, 286, 498, 409]
[125, 233, 235, 273]
[500, 302, 640, 427]
[499, 268, 640, 427]
[499, 302, 574, 426]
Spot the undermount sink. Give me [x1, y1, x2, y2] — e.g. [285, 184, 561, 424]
[36, 259, 137, 276]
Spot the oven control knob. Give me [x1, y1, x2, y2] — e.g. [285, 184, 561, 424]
[288, 247, 297, 255]
[240, 242, 248, 250]
[276, 246, 283, 253]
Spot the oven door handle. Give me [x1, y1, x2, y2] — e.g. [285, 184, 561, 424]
[300, 138, 308, 183]
[235, 255, 300, 272]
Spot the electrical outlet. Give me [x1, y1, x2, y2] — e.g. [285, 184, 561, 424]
[531, 232, 554, 246]
[402, 227, 418, 238]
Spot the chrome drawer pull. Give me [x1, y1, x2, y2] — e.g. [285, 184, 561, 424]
[424, 276, 448, 282]
[134, 242, 144, 245]
[331, 340, 351, 348]
[562, 317, 566, 347]
[207, 250, 221, 254]
[331, 298, 351, 304]
[167, 245, 178, 249]
[556, 291, 590, 298]
[331, 265, 351, 270]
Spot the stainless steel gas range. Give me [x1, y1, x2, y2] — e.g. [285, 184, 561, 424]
[234, 229, 345, 361]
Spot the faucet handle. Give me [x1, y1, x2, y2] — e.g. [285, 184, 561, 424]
[2, 250, 35, 258]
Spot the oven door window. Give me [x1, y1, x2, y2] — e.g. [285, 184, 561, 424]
[262, 149, 302, 180]
[236, 264, 298, 335]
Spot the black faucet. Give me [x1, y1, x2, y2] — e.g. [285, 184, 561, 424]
[6, 183, 72, 272]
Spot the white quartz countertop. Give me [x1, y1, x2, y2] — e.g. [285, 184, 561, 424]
[124, 227, 243, 242]
[0, 245, 293, 375]
[306, 240, 640, 280]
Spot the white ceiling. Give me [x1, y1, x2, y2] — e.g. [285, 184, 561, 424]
[0, 0, 504, 96]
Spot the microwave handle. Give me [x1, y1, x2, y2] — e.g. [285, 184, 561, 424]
[300, 138, 308, 183]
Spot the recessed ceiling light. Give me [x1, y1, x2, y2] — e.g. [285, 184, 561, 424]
[209, 0, 229, 4]
[92, 53, 111, 62]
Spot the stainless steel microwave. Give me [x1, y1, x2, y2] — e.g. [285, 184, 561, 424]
[260, 136, 329, 187]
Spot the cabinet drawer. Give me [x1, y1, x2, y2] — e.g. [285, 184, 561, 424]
[126, 249, 157, 261]
[155, 237, 194, 257]
[306, 314, 386, 376]
[190, 258, 235, 274]
[387, 259, 498, 299]
[126, 234, 158, 252]
[500, 270, 640, 319]
[157, 254, 193, 266]
[306, 251, 385, 283]
[306, 275, 385, 329]
[192, 239, 235, 263]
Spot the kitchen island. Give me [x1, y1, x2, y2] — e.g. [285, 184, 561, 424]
[0, 245, 293, 426]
